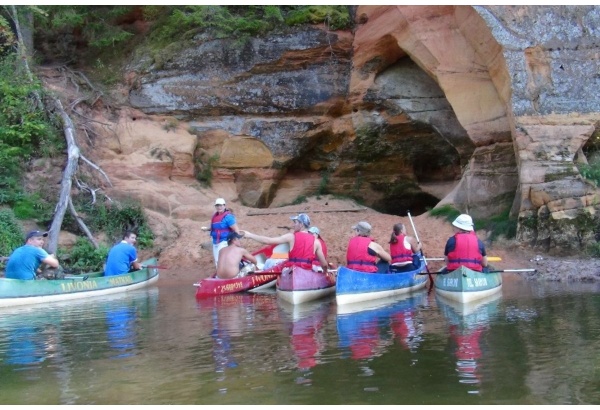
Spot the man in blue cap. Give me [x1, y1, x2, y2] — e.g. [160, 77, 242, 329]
[242, 213, 328, 273]
[5, 230, 60, 280]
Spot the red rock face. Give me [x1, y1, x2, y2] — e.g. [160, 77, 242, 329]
[48, 6, 599, 257]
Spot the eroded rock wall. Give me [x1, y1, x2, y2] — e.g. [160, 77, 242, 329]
[89, 5, 600, 255]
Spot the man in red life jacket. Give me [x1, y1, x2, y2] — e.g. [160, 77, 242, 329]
[308, 226, 328, 272]
[388, 223, 421, 272]
[346, 221, 391, 273]
[241, 213, 328, 274]
[201, 198, 241, 267]
[443, 214, 488, 273]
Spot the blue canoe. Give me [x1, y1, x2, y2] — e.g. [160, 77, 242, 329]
[335, 257, 428, 305]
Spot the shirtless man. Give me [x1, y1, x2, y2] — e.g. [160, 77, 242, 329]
[216, 232, 258, 279]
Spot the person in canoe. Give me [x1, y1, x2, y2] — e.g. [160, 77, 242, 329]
[201, 198, 242, 268]
[216, 232, 258, 279]
[241, 213, 328, 274]
[388, 223, 421, 272]
[346, 221, 391, 273]
[5, 230, 60, 280]
[104, 230, 142, 276]
[441, 214, 489, 273]
[308, 226, 328, 272]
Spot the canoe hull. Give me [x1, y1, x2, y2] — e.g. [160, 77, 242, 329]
[276, 266, 336, 305]
[335, 258, 428, 306]
[434, 266, 502, 303]
[195, 273, 278, 298]
[0, 258, 159, 308]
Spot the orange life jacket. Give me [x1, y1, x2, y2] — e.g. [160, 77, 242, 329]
[346, 236, 377, 273]
[446, 232, 483, 272]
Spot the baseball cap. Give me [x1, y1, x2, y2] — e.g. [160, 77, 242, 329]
[352, 221, 372, 235]
[25, 230, 48, 242]
[452, 214, 474, 231]
[308, 226, 320, 235]
[215, 198, 226, 205]
[290, 213, 311, 227]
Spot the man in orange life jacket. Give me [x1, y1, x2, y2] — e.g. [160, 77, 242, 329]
[241, 213, 328, 274]
[388, 223, 421, 272]
[443, 214, 488, 273]
[346, 221, 391, 273]
[202, 198, 241, 267]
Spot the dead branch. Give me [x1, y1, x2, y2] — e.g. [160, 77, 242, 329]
[47, 97, 80, 254]
[80, 154, 113, 187]
[68, 198, 99, 249]
[246, 207, 367, 216]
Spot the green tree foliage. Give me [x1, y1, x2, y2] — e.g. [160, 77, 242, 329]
[63, 238, 109, 273]
[0, 208, 24, 259]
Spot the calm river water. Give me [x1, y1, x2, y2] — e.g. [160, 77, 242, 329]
[0, 273, 599, 405]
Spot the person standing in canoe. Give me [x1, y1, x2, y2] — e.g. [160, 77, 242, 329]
[442, 214, 488, 273]
[216, 232, 258, 279]
[104, 230, 141, 276]
[242, 213, 328, 274]
[346, 221, 391, 273]
[202, 198, 241, 267]
[388, 223, 421, 272]
[308, 226, 328, 272]
[5, 230, 60, 280]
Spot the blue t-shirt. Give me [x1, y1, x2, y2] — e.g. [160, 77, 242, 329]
[5, 245, 50, 280]
[104, 242, 137, 276]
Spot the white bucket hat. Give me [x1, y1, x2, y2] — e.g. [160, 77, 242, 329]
[452, 214, 474, 231]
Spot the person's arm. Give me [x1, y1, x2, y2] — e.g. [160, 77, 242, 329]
[42, 254, 59, 269]
[242, 231, 293, 247]
[242, 249, 258, 265]
[314, 241, 328, 273]
[132, 261, 142, 270]
[370, 242, 391, 263]
[479, 240, 488, 267]
[409, 236, 421, 253]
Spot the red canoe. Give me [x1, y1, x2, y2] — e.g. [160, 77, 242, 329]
[194, 245, 282, 298]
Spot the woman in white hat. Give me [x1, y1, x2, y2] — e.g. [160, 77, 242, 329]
[443, 214, 488, 272]
[203, 198, 241, 267]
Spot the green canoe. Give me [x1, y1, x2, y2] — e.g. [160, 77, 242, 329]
[0, 258, 159, 307]
[434, 265, 502, 303]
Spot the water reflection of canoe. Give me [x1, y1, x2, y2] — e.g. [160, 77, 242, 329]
[194, 245, 280, 298]
[436, 292, 502, 389]
[337, 292, 426, 360]
[278, 299, 332, 369]
[276, 266, 336, 305]
[434, 266, 502, 303]
[336, 257, 428, 305]
[0, 258, 159, 308]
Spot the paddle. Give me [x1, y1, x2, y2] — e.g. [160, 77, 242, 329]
[407, 211, 433, 289]
[418, 268, 536, 275]
[426, 256, 502, 262]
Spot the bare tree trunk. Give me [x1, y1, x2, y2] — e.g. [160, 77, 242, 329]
[47, 98, 80, 254]
[68, 198, 99, 248]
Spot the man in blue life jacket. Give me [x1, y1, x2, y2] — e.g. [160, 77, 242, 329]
[5, 230, 60, 280]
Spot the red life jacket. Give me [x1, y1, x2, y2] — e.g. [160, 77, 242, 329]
[346, 236, 377, 273]
[447, 232, 483, 272]
[288, 232, 315, 269]
[312, 238, 327, 267]
[390, 234, 413, 264]
[211, 210, 232, 243]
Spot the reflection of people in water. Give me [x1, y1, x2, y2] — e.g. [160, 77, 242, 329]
[390, 310, 422, 353]
[449, 324, 485, 385]
[106, 306, 136, 359]
[289, 310, 327, 369]
[349, 322, 382, 360]
[5, 325, 46, 366]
